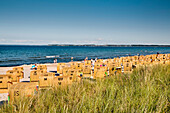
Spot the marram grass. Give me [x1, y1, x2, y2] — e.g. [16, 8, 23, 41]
[0, 64, 169, 113]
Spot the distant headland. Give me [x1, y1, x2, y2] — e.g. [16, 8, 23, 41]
[48, 44, 170, 47]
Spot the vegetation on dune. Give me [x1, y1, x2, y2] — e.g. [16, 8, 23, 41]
[0, 64, 170, 113]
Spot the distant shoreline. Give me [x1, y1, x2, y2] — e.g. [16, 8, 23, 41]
[48, 44, 170, 47]
[0, 44, 170, 47]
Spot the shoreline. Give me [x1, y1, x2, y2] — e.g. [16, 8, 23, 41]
[1, 52, 170, 67]
[48, 44, 170, 47]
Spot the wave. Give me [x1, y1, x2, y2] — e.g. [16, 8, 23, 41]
[46, 55, 59, 58]
[0, 59, 23, 63]
[28, 56, 41, 59]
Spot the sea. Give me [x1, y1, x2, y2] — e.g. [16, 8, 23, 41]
[0, 45, 170, 67]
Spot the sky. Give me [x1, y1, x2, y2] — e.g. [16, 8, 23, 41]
[0, 0, 170, 45]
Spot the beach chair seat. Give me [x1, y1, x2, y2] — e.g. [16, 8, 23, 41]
[115, 61, 122, 67]
[105, 59, 113, 64]
[115, 67, 122, 75]
[109, 67, 116, 76]
[151, 54, 157, 60]
[65, 69, 79, 81]
[132, 60, 139, 66]
[113, 58, 120, 62]
[0, 75, 12, 89]
[30, 70, 45, 82]
[6, 70, 24, 82]
[94, 63, 102, 68]
[94, 71, 106, 79]
[37, 65, 47, 72]
[39, 75, 54, 88]
[75, 63, 84, 70]
[53, 76, 73, 88]
[9, 82, 38, 103]
[123, 62, 132, 72]
[6, 70, 14, 75]
[57, 63, 66, 72]
[94, 67, 108, 79]
[83, 65, 91, 74]
[61, 67, 72, 75]
[96, 59, 103, 63]
[13, 67, 23, 71]
[85, 60, 92, 65]
[94, 66, 107, 76]
[69, 62, 77, 69]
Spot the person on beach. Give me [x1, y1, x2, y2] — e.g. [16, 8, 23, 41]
[107, 67, 109, 76]
[91, 59, 95, 67]
[85, 57, 88, 61]
[71, 57, 73, 62]
[95, 58, 98, 62]
[91, 59, 95, 79]
[121, 63, 124, 74]
[156, 52, 159, 59]
[150, 56, 153, 62]
[32, 64, 37, 70]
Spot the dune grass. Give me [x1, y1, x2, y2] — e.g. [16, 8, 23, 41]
[0, 64, 170, 113]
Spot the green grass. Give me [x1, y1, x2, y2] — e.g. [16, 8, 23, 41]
[1, 64, 170, 113]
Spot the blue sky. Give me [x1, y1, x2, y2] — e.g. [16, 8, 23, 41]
[0, 0, 170, 45]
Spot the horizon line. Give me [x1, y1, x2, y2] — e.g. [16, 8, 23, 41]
[0, 44, 170, 46]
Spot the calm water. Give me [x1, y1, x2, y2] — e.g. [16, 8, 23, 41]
[0, 45, 170, 67]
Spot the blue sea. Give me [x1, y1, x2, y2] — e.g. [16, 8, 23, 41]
[0, 45, 170, 67]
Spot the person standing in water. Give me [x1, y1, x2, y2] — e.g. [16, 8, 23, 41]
[54, 58, 57, 63]
[71, 57, 73, 62]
